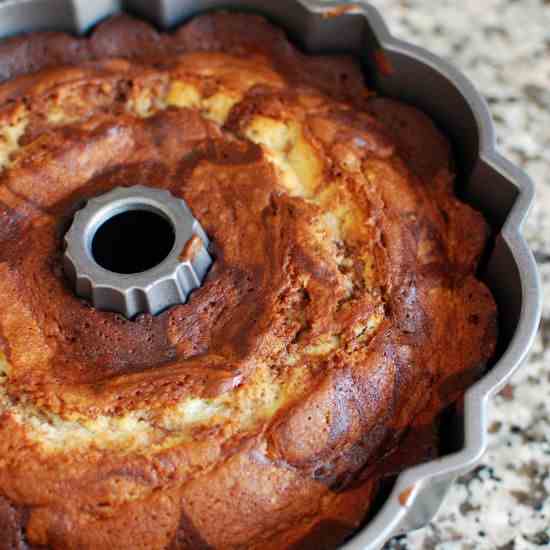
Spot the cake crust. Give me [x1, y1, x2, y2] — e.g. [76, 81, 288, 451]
[0, 13, 496, 549]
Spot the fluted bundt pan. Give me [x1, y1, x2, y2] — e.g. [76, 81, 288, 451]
[0, 1, 541, 548]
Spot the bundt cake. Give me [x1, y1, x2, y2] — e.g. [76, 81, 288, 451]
[0, 12, 497, 549]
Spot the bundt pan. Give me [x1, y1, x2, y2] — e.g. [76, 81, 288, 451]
[0, 0, 542, 548]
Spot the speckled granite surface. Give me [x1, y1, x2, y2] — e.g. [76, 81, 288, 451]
[366, 1, 550, 549]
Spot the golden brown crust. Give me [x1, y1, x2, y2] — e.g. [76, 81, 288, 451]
[0, 13, 497, 549]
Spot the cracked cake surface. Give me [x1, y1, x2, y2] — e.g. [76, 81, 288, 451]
[0, 12, 496, 550]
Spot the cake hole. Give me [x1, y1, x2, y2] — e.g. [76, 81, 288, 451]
[92, 209, 175, 274]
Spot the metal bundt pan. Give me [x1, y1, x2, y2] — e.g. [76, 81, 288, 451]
[0, 1, 542, 548]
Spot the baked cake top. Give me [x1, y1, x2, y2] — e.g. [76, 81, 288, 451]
[0, 13, 496, 549]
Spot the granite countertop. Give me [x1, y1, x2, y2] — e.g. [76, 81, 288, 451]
[367, 1, 550, 549]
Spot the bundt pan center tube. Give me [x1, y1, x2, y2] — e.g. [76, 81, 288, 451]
[63, 185, 212, 318]
[0, 1, 541, 549]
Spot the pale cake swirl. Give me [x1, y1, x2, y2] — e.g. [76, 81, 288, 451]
[0, 14, 496, 549]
